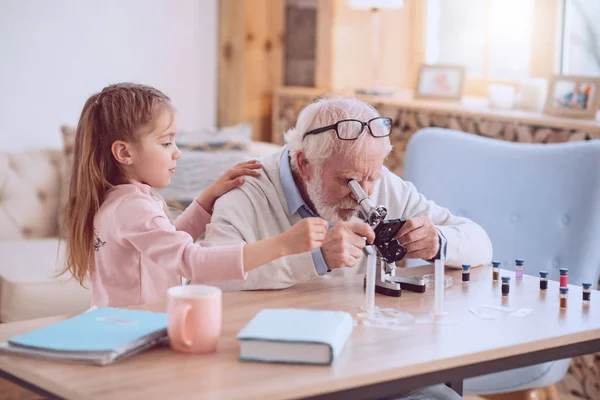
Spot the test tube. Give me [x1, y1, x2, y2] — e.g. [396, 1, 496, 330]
[462, 264, 471, 284]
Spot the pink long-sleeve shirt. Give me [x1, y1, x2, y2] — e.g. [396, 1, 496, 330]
[90, 181, 245, 307]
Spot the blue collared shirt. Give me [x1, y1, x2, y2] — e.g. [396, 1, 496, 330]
[279, 149, 330, 276]
[279, 149, 447, 272]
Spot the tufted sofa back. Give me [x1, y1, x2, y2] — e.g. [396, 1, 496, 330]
[0, 149, 63, 240]
[405, 128, 600, 286]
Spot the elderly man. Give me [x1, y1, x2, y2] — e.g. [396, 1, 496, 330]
[205, 96, 492, 290]
[205, 97, 492, 400]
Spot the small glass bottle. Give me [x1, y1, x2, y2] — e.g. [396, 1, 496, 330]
[560, 286, 568, 309]
[515, 259, 524, 280]
[539, 271, 549, 291]
[583, 282, 592, 305]
[492, 261, 501, 281]
[559, 268, 569, 287]
[501, 276, 510, 296]
[462, 264, 471, 283]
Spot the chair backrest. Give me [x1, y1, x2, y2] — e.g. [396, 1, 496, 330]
[404, 128, 600, 285]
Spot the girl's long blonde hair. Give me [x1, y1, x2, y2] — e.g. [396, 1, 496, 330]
[61, 83, 172, 286]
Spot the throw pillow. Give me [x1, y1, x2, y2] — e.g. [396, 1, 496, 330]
[175, 123, 252, 147]
[158, 124, 254, 211]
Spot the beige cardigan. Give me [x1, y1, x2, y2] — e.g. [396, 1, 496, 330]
[204, 147, 493, 291]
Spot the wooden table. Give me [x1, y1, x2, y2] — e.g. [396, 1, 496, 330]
[1, 265, 599, 400]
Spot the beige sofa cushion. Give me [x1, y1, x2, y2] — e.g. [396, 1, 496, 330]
[0, 239, 90, 323]
[0, 149, 62, 240]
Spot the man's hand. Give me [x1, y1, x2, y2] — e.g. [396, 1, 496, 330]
[322, 222, 375, 270]
[395, 216, 439, 260]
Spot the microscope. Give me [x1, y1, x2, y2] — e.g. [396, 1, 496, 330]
[349, 180, 425, 297]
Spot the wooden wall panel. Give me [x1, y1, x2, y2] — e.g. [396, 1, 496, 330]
[315, 0, 334, 88]
[217, 0, 246, 129]
[218, 0, 284, 142]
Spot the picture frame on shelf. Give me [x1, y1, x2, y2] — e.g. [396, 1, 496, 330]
[414, 64, 465, 101]
[543, 75, 600, 120]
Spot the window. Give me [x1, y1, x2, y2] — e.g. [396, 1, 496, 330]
[424, 0, 548, 95]
[487, 0, 535, 80]
[425, 0, 487, 77]
[561, 0, 600, 76]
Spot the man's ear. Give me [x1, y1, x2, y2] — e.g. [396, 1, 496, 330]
[296, 152, 314, 181]
[111, 140, 134, 166]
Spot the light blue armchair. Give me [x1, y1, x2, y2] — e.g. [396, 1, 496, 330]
[404, 128, 600, 395]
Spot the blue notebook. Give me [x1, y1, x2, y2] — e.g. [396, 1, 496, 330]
[236, 308, 353, 365]
[0, 308, 168, 365]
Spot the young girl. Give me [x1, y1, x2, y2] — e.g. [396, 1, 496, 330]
[62, 83, 327, 307]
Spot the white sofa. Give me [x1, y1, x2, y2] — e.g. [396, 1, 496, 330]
[0, 140, 280, 323]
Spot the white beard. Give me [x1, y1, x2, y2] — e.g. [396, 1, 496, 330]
[305, 173, 358, 224]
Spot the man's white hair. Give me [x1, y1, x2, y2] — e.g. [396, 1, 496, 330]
[284, 96, 393, 172]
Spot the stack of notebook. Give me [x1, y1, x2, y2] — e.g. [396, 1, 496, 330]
[0, 308, 168, 366]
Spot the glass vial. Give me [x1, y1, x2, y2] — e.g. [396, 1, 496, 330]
[539, 271, 548, 291]
[501, 276, 510, 296]
[515, 259, 524, 279]
[462, 264, 471, 283]
[583, 282, 592, 305]
[560, 286, 568, 309]
[559, 268, 569, 287]
[492, 261, 501, 281]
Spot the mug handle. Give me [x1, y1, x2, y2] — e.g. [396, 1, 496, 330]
[171, 303, 193, 348]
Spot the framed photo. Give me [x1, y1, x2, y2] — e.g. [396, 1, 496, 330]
[414, 64, 466, 101]
[543, 75, 600, 119]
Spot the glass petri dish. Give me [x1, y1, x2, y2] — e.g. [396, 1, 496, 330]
[423, 274, 453, 289]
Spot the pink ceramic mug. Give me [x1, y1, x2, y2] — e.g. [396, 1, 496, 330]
[167, 284, 222, 354]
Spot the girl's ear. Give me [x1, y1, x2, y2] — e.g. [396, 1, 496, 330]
[111, 140, 134, 165]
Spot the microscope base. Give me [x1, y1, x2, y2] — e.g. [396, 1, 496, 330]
[375, 284, 402, 297]
[363, 276, 402, 297]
